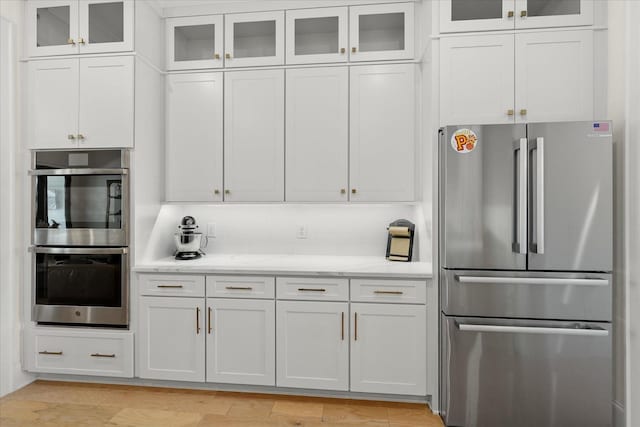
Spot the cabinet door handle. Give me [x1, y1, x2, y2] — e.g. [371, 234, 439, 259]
[157, 284, 183, 289]
[67, 38, 75, 46]
[208, 307, 212, 334]
[215, 53, 220, 59]
[39, 350, 63, 355]
[352, 47, 357, 53]
[354, 312, 358, 341]
[341, 312, 345, 341]
[90, 353, 115, 358]
[507, 11, 514, 18]
[340, 189, 346, 195]
[297, 288, 326, 292]
[340, 47, 346, 54]
[196, 307, 201, 334]
[68, 134, 76, 140]
[78, 37, 86, 45]
[224, 189, 230, 195]
[351, 188, 357, 194]
[225, 286, 253, 290]
[507, 109, 514, 116]
[77, 134, 85, 140]
[520, 109, 527, 116]
[225, 53, 231, 59]
[373, 290, 404, 295]
[520, 10, 527, 17]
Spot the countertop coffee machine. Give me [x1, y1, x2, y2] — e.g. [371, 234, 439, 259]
[174, 216, 207, 260]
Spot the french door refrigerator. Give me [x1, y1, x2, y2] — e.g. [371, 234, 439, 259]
[439, 122, 613, 427]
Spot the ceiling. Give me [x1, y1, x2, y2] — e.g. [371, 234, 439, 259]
[154, 0, 251, 7]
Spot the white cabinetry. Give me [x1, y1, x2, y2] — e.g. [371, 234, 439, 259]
[206, 298, 275, 386]
[350, 64, 415, 202]
[514, 0, 593, 29]
[286, 67, 349, 202]
[350, 303, 426, 395]
[138, 296, 205, 382]
[28, 56, 134, 148]
[276, 301, 349, 390]
[224, 69, 284, 201]
[166, 15, 224, 71]
[224, 11, 284, 68]
[285, 7, 348, 65]
[27, 0, 134, 57]
[166, 72, 224, 202]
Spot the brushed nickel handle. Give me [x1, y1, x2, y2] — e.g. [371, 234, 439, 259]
[225, 286, 253, 290]
[520, 109, 527, 116]
[507, 11, 514, 18]
[196, 307, 201, 334]
[157, 284, 183, 288]
[77, 134, 85, 140]
[215, 53, 221, 59]
[374, 290, 404, 295]
[208, 307, 212, 334]
[298, 288, 326, 292]
[341, 312, 345, 341]
[340, 189, 346, 194]
[225, 53, 231, 59]
[351, 189, 357, 194]
[507, 109, 514, 116]
[68, 134, 76, 140]
[520, 10, 527, 17]
[39, 350, 63, 355]
[78, 37, 86, 45]
[90, 353, 115, 358]
[354, 312, 358, 341]
[340, 47, 346, 54]
[352, 47, 357, 53]
[67, 38, 75, 46]
[214, 189, 220, 195]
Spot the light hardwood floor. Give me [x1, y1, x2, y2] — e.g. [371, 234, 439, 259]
[0, 380, 444, 426]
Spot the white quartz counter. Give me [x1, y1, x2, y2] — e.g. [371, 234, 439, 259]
[134, 254, 433, 279]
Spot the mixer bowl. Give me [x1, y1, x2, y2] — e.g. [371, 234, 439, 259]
[174, 232, 204, 253]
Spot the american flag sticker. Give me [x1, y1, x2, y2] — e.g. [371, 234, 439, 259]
[593, 122, 610, 131]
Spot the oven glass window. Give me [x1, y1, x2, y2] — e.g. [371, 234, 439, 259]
[35, 253, 122, 307]
[35, 175, 122, 229]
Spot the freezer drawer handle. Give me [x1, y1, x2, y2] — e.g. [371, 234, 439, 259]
[456, 276, 609, 287]
[458, 323, 609, 337]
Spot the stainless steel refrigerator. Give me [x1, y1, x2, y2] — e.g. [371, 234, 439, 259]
[439, 122, 613, 427]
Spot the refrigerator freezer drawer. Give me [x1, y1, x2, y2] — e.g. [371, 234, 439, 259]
[441, 315, 612, 427]
[441, 269, 612, 321]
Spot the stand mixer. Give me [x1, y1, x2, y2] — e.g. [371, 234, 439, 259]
[174, 216, 207, 260]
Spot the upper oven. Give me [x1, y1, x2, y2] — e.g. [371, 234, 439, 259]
[29, 150, 129, 247]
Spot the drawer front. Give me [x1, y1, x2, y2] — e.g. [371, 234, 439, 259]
[27, 329, 133, 377]
[207, 276, 275, 299]
[276, 277, 349, 301]
[350, 279, 427, 304]
[139, 274, 205, 297]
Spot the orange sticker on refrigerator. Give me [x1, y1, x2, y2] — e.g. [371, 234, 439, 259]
[451, 129, 478, 153]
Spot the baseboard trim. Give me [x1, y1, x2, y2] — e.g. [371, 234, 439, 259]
[613, 400, 625, 427]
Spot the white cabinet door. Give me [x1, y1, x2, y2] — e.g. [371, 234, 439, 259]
[285, 7, 348, 65]
[440, 34, 515, 126]
[515, 0, 593, 29]
[350, 303, 427, 396]
[286, 67, 348, 202]
[28, 58, 79, 149]
[206, 298, 275, 386]
[166, 73, 223, 202]
[27, 0, 79, 57]
[276, 301, 349, 391]
[138, 297, 205, 382]
[224, 11, 284, 67]
[515, 30, 593, 123]
[224, 70, 284, 201]
[78, 0, 134, 54]
[166, 15, 224, 71]
[350, 64, 415, 202]
[440, 0, 515, 33]
[78, 55, 133, 148]
[349, 3, 414, 62]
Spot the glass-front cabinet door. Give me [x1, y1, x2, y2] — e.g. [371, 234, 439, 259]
[285, 7, 348, 65]
[27, 0, 79, 56]
[78, 0, 134, 53]
[349, 3, 414, 62]
[440, 0, 515, 33]
[515, 0, 593, 28]
[166, 15, 224, 71]
[224, 11, 285, 68]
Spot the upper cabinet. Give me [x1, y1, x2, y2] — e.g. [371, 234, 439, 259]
[440, 0, 593, 33]
[349, 3, 414, 62]
[224, 11, 285, 68]
[166, 15, 224, 71]
[285, 7, 348, 65]
[27, 0, 134, 57]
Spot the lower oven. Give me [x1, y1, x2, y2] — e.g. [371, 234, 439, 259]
[33, 247, 128, 326]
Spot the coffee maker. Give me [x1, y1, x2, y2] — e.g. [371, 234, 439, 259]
[174, 216, 207, 260]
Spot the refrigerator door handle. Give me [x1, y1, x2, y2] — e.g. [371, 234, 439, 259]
[456, 275, 609, 286]
[457, 323, 609, 337]
[515, 138, 528, 254]
[531, 136, 545, 254]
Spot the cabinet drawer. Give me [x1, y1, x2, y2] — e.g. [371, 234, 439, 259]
[207, 276, 275, 299]
[350, 279, 427, 304]
[26, 328, 133, 378]
[277, 277, 349, 301]
[139, 274, 205, 297]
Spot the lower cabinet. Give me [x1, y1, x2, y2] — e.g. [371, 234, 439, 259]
[350, 303, 427, 395]
[206, 298, 275, 386]
[276, 301, 349, 390]
[138, 296, 206, 382]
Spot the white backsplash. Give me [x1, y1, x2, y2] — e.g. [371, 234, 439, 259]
[140, 204, 429, 263]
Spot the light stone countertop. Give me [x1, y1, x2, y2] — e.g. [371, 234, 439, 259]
[134, 254, 433, 279]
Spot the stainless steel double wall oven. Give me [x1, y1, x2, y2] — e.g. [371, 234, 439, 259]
[30, 150, 129, 326]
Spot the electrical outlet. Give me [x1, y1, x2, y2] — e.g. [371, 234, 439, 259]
[296, 225, 308, 239]
[207, 223, 216, 238]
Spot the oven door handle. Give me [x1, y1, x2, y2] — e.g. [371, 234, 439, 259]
[31, 247, 128, 255]
[29, 168, 128, 176]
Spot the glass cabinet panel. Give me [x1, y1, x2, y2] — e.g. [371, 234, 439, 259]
[225, 11, 284, 67]
[87, 1, 124, 44]
[174, 24, 216, 62]
[358, 12, 405, 53]
[233, 20, 277, 58]
[167, 15, 223, 70]
[527, 0, 580, 17]
[451, 0, 504, 21]
[36, 5, 71, 48]
[295, 17, 339, 56]
[286, 7, 347, 65]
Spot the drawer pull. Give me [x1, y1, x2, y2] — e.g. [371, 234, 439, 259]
[298, 288, 326, 292]
[39, 350, 63, 356]
[90, 353, 115, 358]
[374, 290, 404, 295]
[225, 286, 253, 291]
[157, 285, 183, 288]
